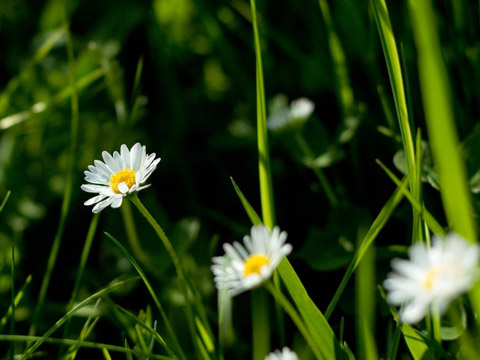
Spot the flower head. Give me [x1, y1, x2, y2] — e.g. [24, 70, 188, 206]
[265, 347, 299, 360]
[383, 233, 480, 324]
[267, 95, 315, 132]
[211, 225, 292, 296]
[81, 143, 160, 213]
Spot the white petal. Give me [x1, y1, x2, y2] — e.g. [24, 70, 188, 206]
[111, 196, 123, 208]
[92, 197, 114, 213]
[84, 194, 107, 206]
[120, 144, 131, 169]
[130, 143, 142, 170]
[102, 151, 120, 172]
[81, 184, 108, 193]
[118, 182, 129, 194]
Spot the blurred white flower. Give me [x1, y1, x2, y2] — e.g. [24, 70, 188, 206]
[267, 95, 315, 132]
[265, 347, 299, 360]
[384, 233, 480, 324]
[211, 225, 292, 296]
[81, 143, 160, 213]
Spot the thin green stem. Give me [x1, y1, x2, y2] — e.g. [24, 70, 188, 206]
[60, 213, 100, 354]
[264, 282, 324, 360]
[0, 335, 173, 360]
[30, 11, 79, 338]
[251, 289, 270, 360]
[295, 132, 338, 207]
[10, 238, 15, 360]
[128, 194, 196, 355]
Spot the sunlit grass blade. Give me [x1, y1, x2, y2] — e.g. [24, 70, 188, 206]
[317, 0, 355, 115]
[0, 190, 11, 213]
[264, 282, 324, 359]
[231, 176, 342, 358]
[0, 335, 174, 360]
[277, 260, 342, 359]
[0, 25, 66, 115]
[105, 232, 185, 360]
[230, 177, 262, 226]
[115, 305, 173, 357]
[250, 0, 275, 230]
[408, 0, 480, 331]
[408, 0, 476, 243]
[370, 0, 417, 211]
[0, 275, 32, 333]
[29, 12, 80, 339]
[0, 67, 105, 130]
[355, 227, 378, 360]
[325, 177, 407, 319]
[375, 160, 445, 236]
[20, 277, 140, 360]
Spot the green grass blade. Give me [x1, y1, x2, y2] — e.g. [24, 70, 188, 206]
[355, 227, 378, 360]
[30, 12, 80, 339]
[317, 0, 355, 115]
[251, 289, 270, 360]
[0, 335, 174, 360]
[277, 260, 342, 359]
[20, 277, 139, 360]
[0, 275, 32, 333]
[408, 0, 476, 243]
[325, 177, 407, 319]
[375, 160, 445, 236]
[250, 0, 275, 230]
[230, 177, 262, 225]
[115, 305, 173, 357]
[231, 176, 341, 359]
[371, 0, 417, 206]
[105, 232, 185, 360]
[0, 191, 11, 213]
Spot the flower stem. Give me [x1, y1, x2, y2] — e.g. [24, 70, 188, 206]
[128, 194, 197, 352]
[264, 281, 325, 360]
[251, 289, 270, 360]
[294, 132, 338, 207]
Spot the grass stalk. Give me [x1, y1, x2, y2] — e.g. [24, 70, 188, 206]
[0, 335, 174, 360]
[251, 289, 270, 360]
[30, 11, 80, 338]
[264, 282, 324, 360]
[105, 232, 184, 360]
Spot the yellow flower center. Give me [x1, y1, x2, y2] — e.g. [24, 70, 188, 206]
[109, 168, 136, 194]
[423, 267, 446, 289]
[244, 254, 269, 277]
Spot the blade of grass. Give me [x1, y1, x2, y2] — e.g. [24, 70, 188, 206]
[10, 237, 15, 360]
[264, 282, 324, 359]
[230, 177, 262, 225]
[250, 0, 275, 230]
[317, 0, 355, 116]
[0, 275, 32, 333]
[105, 232, 184, 360]
[0, 190, 11, 213]
[371, 0, 417, 224]
[355, 227, 378, 360]
[231, 176, 342, 359]
[128, 194, 197, 357]
[408, 0, 480, 331]
[375, 160, 445, 236]
[251, 289, 270, 360]
[115, 305, 173, 357]
[61, 213, 100, 352]
[0, 335, 174, 360]
[20, 277, 139, 360]
[325, 178, 407, 319]
[29, 11, 80, 339]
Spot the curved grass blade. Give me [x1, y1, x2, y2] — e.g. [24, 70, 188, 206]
[230, 177, 262, 226]
[105, 232, 185, 360]
[375, 160, 445, 236]
[0, 335, 173, 360]
[20, 277, 139, 360]
[115, 305, 173, 357]
[325, 177, 407, 319]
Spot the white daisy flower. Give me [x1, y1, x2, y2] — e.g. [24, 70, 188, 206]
[383, 233, 480, 324]
[267, 96, 315, 132]
[265, 347, 299, 360]
[211, 225, 292, 297]
[81, 143, 161, 213]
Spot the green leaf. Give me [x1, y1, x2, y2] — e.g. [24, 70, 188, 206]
[230, 177, 263, 226]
